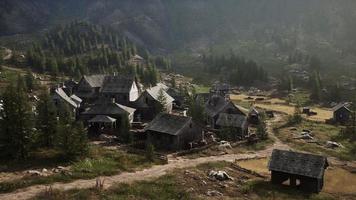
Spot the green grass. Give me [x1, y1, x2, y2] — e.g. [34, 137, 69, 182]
[34, 175, 193, 200]
[274, 119, 355, 161]
[194, 85, 210, 93]
[286, 90, 312, 106]
[0, 146, 164, 193]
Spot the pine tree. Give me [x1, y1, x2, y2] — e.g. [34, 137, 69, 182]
[57, 121, 88, 160]
[156, 89, 168, 114]
[36, 90, 58, 147]
[118, 114, 133, 144]
[187, 91, 205, 125]
[0, 76, 35, 159]
[25, 69, 36, 92]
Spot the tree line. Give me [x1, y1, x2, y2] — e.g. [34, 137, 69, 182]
[0, 75, 88, 160]
[22, 21, 167, 87]
[202, 53, 268, 86]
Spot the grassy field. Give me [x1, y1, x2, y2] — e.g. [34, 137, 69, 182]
[230, 94, 333, 122]
[274, 118, 355, 161]
[33, 160, 355, 200]
[0, 145, 164, 193]
[237, 158, 356, 195]
[194, 85, 210, 93]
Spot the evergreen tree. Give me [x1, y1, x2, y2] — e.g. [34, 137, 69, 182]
[24, 69, 36, 92]
[0, 76, 35, 159]
[57, 121, 88, 159]
[118, 114, 133, 144]
[310, 71, 322, 102]
[36, 90, 58, 147]
[156, 89, 168, 114]
[187, 90, 205, 125]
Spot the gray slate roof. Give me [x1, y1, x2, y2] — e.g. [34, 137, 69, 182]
[205, 95, 245, 117]
[70, 94, 82, 105]
[83, 75, 106, 88]
[88, 115, 117, 123]
[216, 113, 247, 128]
[101, 75, 136, 94]
[83, 101, 135, 116]
[332, 103, 351, 112]
[144, 113, 192, 136]
[54, 88, 80, 108]
[268, 149, 328, 179]
[146, 85, 174, 103]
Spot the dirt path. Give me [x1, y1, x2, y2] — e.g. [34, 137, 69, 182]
[0, 115, 289, 200]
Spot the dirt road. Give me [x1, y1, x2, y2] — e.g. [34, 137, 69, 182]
[0, 116, 289, 200]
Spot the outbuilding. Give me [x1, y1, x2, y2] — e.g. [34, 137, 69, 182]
[144, 114, 203, 151]
[268, 149, 329, 193]
[332, 103, 352, 123]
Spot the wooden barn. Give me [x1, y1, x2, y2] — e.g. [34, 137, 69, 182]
[134, 85, 174, 121]
[215, 113, 248, 140]
[75, 75, 106, 103]
[144, 114, 203, 151]
[100, 75, 140, 106]
[205, 95, 247, 129]
[332, 103, 352, 123]
[74, 74, 140, 106]
[268, 149, 329, 193]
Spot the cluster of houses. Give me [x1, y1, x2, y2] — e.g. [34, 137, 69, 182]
[52, 75, 257, 151]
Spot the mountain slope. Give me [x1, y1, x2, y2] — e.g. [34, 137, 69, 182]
[1, 0, 356, 69]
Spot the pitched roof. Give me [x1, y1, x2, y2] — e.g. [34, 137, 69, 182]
[156, 83, 169, 91]
[88, 115, 117, 123]
[216, 113, 247, 128]
[83, 75, 106, 88]
[146, 86, 174, 103]
[268, 149, 328, 179]
[205, 95, 229, 117]
[101, 75, 136, 94]
[131, 54, 144, 60]
[83, 101, 135, 116]
[249, 107, 259, 115]
[54, 88, 79, 108]
[332, 103, 351, 112]
[205, 95, 245, 117]
[70, 94, 82, 104]
[144, 113, 192, 136]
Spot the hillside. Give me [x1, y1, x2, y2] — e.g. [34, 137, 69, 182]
[1, 0, 356, 72]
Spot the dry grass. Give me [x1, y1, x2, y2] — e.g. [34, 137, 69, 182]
[231, 94, 333, 122]
[235, 158, 356, 195]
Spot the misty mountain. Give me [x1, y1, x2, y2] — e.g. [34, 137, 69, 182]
[2, 0, 356, 68]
